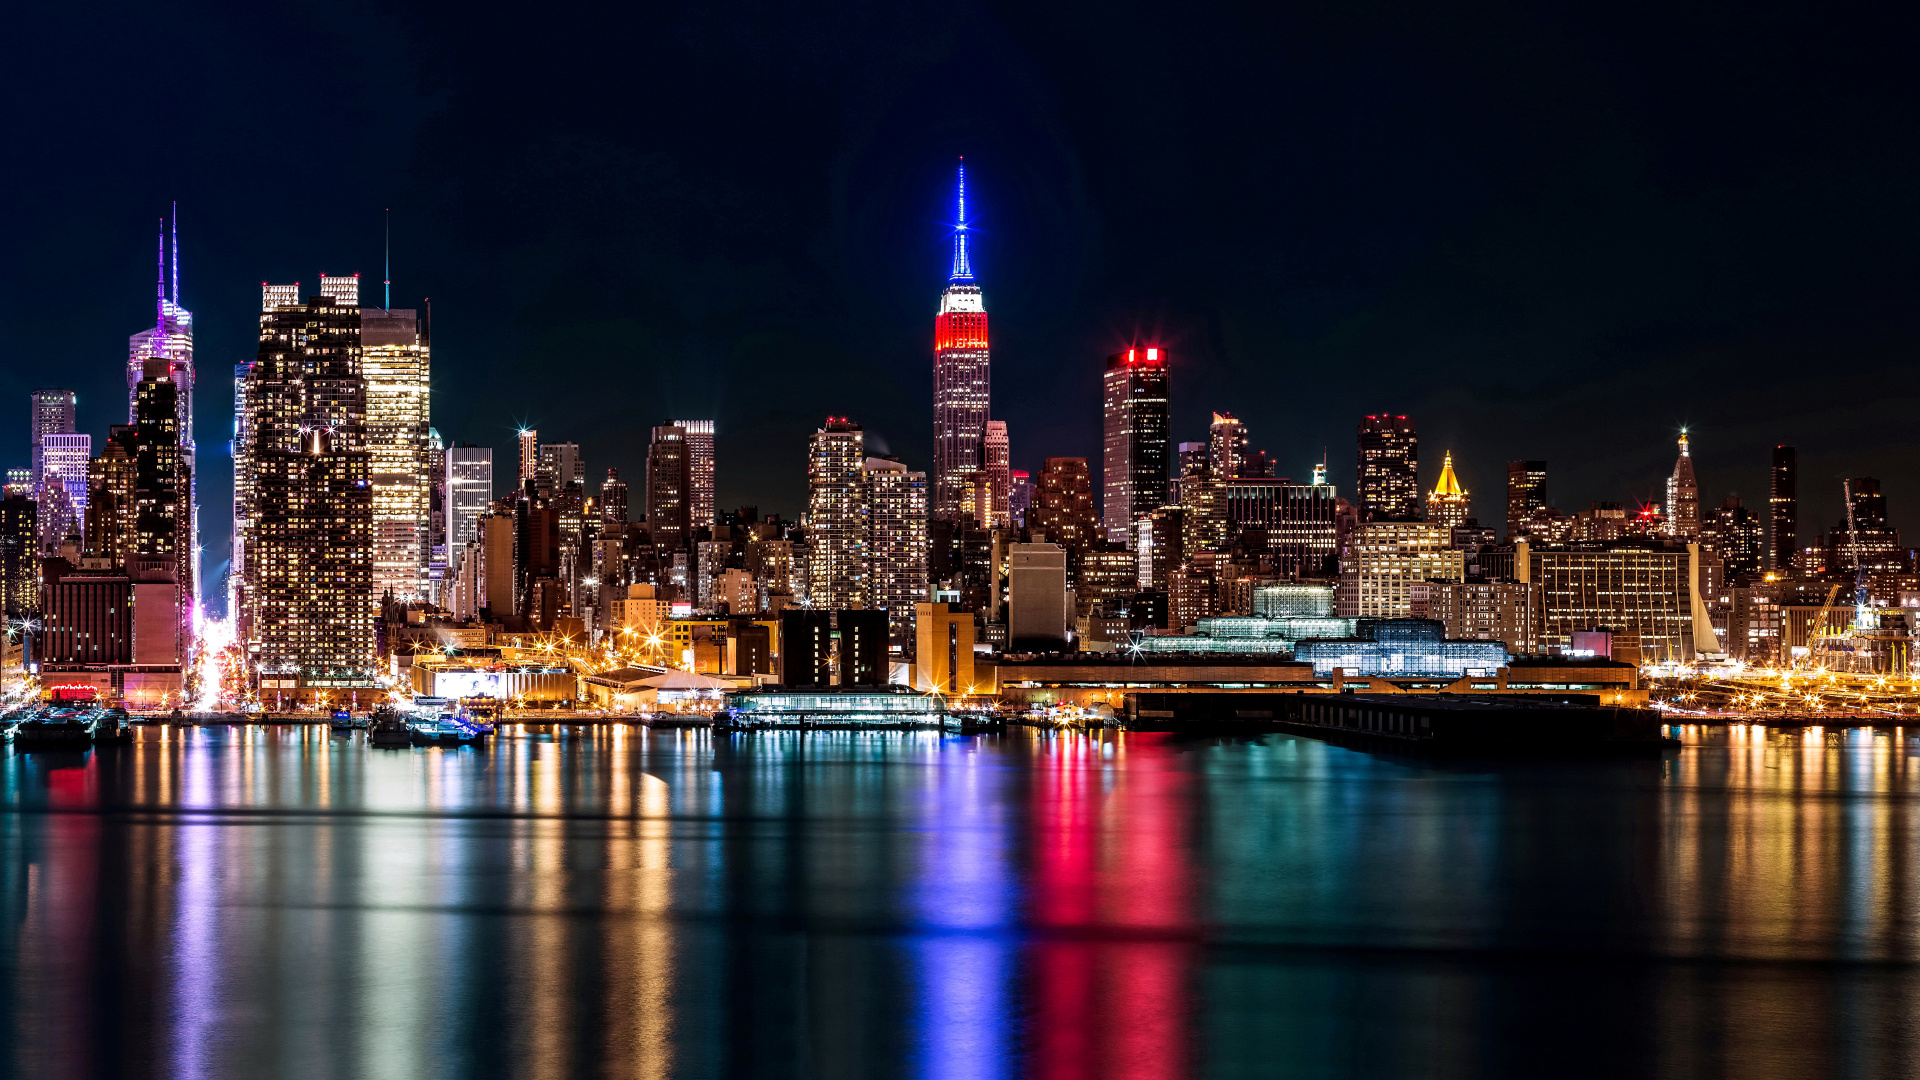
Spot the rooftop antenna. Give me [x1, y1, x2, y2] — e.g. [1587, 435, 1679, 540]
[154, 218, 166, 356]
[950, 157, 973, 282]
[383, 208, 391, 311]
[170, 201, 179, 308]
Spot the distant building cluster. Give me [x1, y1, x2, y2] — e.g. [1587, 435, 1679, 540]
[13, 173, 1917, 710]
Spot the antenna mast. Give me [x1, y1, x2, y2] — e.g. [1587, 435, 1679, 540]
[383, 208, 391, 311]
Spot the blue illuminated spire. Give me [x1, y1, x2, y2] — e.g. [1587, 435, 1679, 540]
[950, 157, 973, 282]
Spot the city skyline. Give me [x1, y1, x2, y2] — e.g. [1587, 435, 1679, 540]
[10, 206, 1906, 616]
[10, 2, 1919, 587]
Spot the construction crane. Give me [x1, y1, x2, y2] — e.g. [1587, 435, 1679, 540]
[1843, 479, 1877, 641]
[1804, 582, 1844, 670]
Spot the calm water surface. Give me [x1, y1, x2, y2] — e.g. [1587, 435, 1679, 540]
[2, 723, 1917, 1079]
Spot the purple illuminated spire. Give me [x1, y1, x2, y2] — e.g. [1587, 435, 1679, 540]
[155, 218, 167, 355]
[170, 202, 179, 308]
[950, 158, 973, 282]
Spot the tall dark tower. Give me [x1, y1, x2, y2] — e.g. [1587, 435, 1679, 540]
[1506, 460, 1548, 540]
[1357, 415, 1419, 522]
[1101, 346, 1171, 540]
[932, 159, 989, 519]
[1769, 445, 1796, 572]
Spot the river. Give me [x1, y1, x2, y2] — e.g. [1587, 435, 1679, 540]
[1, 723, 1916, 1078]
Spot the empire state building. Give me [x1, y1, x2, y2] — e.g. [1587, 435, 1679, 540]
[932, 160, 989, 519]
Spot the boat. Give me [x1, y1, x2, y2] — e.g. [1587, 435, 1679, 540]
[328, 709, 368, 732]
[90, 707, 132, 743]
[7, 707, 97, 747]
[407, 714, 488, 747]
[368, 707, 412, 747]
[168, 707, 195, 728]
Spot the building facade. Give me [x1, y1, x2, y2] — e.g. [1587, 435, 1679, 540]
[670, 420, 715, 529]
[241, 287, 374, 686]
[1664, 431, 1701, 541]
[1357, 414, 1418, 522]
[1506, 460, 1548, 540]
[1337, 521, 1464, 618]
[1769, 445, 1796, 572]
[1102, 346, 1171, 541]
[864, 457, 929, 653]
[805, 418, 866, 610]
[361, 306, 430, 603]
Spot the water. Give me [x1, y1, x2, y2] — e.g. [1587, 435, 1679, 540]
[2, 723, 1917, 1079]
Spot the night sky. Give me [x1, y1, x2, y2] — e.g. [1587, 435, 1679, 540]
[6, 1, 1918, 604]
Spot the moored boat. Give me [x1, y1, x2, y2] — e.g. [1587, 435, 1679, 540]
[7, 707, 97, 747]
[368, 707, 412, 747]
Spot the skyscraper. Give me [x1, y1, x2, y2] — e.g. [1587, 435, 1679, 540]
[133, 359, 191, 661]
[445, 445, 493, 551]
[1425, 452, 1469, 531]
[1664, 430, 1701, 542]
[1769, 445, 1796, 572]
[600, 468, 629, 525]
[1506, 461, 1548, 540]
[241, 286, 373, 686]
[518, 428, 539, 482]
[671, 420, 715, 529]
[805, 417, 866, 610]
[38, 433, 91, 549]
[982, 420, 1010, 528]
[29, 389, 76, 497]
[1101, 346, 1171, 541]
[864, 457, 928, 653]
[646, 425, 692, 554]
[129, 212, 196, 599]
[362, 304, 431, 602]
[0, 492, 36, 617]
[1209, 412, 1248, 480]
[932, 160, 990, 518]
[1356, 414, 1418, 522]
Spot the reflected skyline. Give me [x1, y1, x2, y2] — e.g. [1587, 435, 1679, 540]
[4, 725, 1920, 1077]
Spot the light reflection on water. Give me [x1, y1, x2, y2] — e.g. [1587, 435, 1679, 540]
[2, 723, 1919, 1078]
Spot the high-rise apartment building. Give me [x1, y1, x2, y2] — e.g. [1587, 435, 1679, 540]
[29, 389, 76, 497]
[932, 161, 990, 518]
[670, 420, 715, 529]
[518, 429, 539, 482]
[241, 287, 373, 686]
[646, 424, 692, 554]
[1425, 452, 1469, 532]
[1769, 445, 1796, 572]
[0, 492, 37, 617]
[864, 457, 929, 653]
[1506, 461, 1548, 540]
[445, 446, 493, 552]
[1009, 470, 1032, 529]
[1356, 414, 1418, 522]
[805, 418, 866, 610]
[1032, 457, 1100, 554]
[1664, 430, 1701, 542]
[1209, 412, 1248, 480]
[982, 420, 1010, 528]
[1102, 346, 1171, 541]
[362, 305, 431, 602]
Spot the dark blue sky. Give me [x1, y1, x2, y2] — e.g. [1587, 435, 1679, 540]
[6, 0, 1919, 598]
